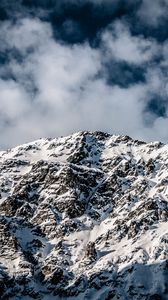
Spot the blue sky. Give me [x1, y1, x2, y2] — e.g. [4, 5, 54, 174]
[0, 0, 168, 148]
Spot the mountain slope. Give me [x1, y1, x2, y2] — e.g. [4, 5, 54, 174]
[0, 131, 168, 300]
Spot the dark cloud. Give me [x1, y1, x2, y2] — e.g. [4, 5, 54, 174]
[131, 20, 168, 43]
[49, 1, 133, 44]
[0, 7, 8, 20]
[146, 97, 167, 118]
[103, 61, 146, 88]
[1, 1, 168, 44]
[0, 51, 8, 64]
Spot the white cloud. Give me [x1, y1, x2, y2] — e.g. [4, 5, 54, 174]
[0, 79, 31, 119]
[101, 21, 159, 64]
[0, 17, 168, 148]
[137, 0, 168, 26]
[0, 18, 52, 52]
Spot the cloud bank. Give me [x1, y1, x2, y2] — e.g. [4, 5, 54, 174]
[0, 1, 168, 148]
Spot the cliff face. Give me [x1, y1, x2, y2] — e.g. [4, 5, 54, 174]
[0, 131, 168, 300]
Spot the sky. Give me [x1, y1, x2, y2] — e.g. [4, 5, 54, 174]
[0, 0, 168, 148]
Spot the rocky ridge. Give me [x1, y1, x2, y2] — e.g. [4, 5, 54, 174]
[0, 131, 168, 300]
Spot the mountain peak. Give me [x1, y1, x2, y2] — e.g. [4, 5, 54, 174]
[0, 132, 168, 300]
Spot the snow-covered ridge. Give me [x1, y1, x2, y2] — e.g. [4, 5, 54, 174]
[0, 131, 167, 300]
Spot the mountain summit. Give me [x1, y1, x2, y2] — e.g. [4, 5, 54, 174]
[0, 131, 168, 300]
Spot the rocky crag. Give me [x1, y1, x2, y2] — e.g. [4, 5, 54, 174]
[0, 131, 168, 300]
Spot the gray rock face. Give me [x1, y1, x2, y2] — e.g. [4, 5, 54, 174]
[0, 131, 168, 299]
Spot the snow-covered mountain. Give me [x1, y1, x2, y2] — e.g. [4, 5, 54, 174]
[0, 131, 168, 300]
